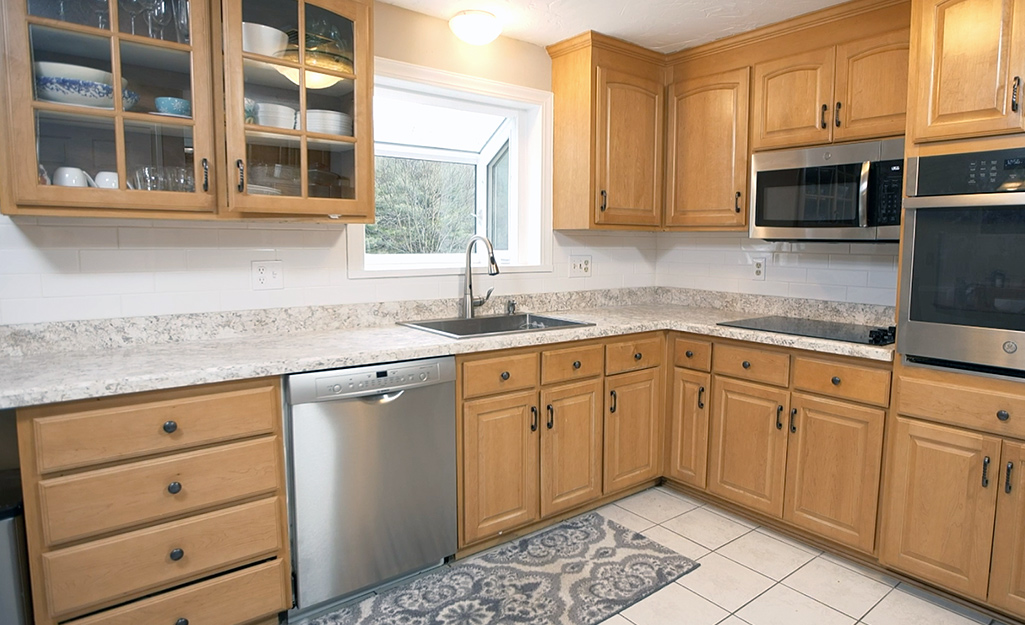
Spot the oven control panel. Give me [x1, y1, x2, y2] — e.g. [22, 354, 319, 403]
[917, 147, 1025, 195]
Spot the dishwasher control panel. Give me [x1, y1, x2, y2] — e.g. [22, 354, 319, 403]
[287, 357, 456, 405]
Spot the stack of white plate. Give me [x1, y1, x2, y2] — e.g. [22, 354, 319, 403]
[256, 102, 297, 129]
[306, 109, 353, 136]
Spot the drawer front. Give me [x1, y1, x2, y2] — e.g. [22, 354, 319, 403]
[42, 497, 282, 618]
[792, 357, 892, 407]
[541, 344, 604, 385]
[27, 380, 279, 474]
[462, 353, 538, 399]
[897, 375, 1025, 438]
[39, 437, 280, 547]
[713, 344, 791, 387]
[673, 337, 712, 371]
[606, 336, 664, 375]
[69, 559, 289, 625]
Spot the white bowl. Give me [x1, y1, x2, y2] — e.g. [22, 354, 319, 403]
[242, 22, 288, 57]
[34, 61, 114, 86]
[256, 102, 296, 117]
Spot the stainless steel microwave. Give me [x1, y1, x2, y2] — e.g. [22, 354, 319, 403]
[749, 138, 904, 241]
[898, 147, 1025, 373]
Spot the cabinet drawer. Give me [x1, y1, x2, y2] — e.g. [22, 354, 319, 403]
[42, 497, 282, 619]
[606, 336, 664, 375]
[462, 353, 538, 399]
[713, 344, 790, 387]
[541, 344, 604, 384]
[69, 559, 289, 625]
[24, 379, 279, 474]
[897, 374, 1025, 438]
[793, 357, 891, 407]
[673, 337, 712, 371]
[39, 437, 280, 547]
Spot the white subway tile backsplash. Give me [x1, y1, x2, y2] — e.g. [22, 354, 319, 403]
[867, 270, 899, 289]
[41, 272, 154, 297]
[118, 227, 221, 248]
[805, 269, 869, 287]
[154, 270, 248, 293]
[80, 249, 188, 273]
[849, 243, 900, 255]
[185, 248, 278, 271]
[1, 295, 121, 324]
[845, 287, 897, 307]
[120, 291, 222, 317]
[0, 275, 42, 299]
[788, 283, 849, 301]
[22, 225, 119, 249]
[773, 253, 831, 268]
[0, 249, 80, 274]
[828, 254, 895, 270]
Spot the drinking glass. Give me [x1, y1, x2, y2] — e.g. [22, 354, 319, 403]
[172, 0, 189, 44]
[118, 0, 145, 34]
[133, 166, 165, 191]
[139, 0, 160, 37]
[150, 0, 173, 40]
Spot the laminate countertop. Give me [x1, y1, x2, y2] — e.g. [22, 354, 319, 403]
[0, 304, 893, 410]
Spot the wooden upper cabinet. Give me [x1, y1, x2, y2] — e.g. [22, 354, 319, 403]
[990, 440, 1025, 618]
[909, 0, 1025, 142]
[752, 47, 836, 150]
[834, 30, 910, 141]
[665, 67, 749, 229]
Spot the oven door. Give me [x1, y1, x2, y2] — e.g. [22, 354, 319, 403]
[899, 193, 1025, 371]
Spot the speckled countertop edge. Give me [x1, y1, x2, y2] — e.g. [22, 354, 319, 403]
[0, 304, 893, 410]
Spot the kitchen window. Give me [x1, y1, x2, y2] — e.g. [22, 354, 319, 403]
[346, 59, 553, 277]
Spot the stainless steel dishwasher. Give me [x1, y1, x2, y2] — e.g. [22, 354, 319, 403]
[284, 357, 457, 622]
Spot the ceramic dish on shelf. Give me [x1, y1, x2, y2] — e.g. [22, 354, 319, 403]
[247, 184, 283, 196]
[35, 77, 139, 110]
[242, 22, 289, 57]
[244, 97, 258, 124]
[155, 97, 191, 117]
[33, 62, 114, 85]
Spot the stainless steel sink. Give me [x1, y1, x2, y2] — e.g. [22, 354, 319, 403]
[399, 313, 594, 339]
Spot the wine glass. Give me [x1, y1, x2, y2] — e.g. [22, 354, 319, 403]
[139, 0, 160, 37]
[118, 0, 145, 34]
[150, 0, 173, 40]
[172, 0, 189, 44]
[81, 0, 110, 29]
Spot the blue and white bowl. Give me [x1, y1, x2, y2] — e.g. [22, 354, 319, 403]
[35, 77, 138, 111]
[155, 96, 191, 117]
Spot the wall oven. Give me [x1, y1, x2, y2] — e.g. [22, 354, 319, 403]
[750, 138, 904, 241]
[898, 147, 1025, 373]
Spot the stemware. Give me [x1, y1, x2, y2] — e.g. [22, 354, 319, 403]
[172, 0, 190, 44]
[139, 0, 160, 38]
[150, 0, 173, 40]
[118, 0, 145, 34]
[81, 0, 110, 29]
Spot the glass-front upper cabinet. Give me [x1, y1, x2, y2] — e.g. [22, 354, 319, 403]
[2, 0, 218, 214]
[222, 0, 373, 219]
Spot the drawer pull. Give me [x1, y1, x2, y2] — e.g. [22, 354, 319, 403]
[634, 352, 643, 360]
[998, 410, 1011, 422]
[169, 548, 185, 562]
[789, 408, 797, 433]
[530, 406, 538, 432]
[610, 390, 618, 414]
[176, 619, 189, 625]
[685, 350, 694, 358]
[573, 360, 582, 370]
[697, 386, 705, 409]
[1007, 462, 1015, 494]
[831, 376, 841, 386]
[162, 420, 178, 434]
[500, 371, 510, 381]
[742, 360, 751, 369]
[983, 456, 991, 488]
[547, 404, 554, 430]
[167, 481, 183, 495]
[775, 405, 783, 430]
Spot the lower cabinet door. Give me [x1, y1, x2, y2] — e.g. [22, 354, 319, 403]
[783, 393, 884, 553]
[667, 368, 711, 489]
[989, 440, 1025, 618]
[708, 377, 789, 517]
[540, 378, 604, 517]
[604, 368, 662, 494]
[461, 390, 540, 545]
[880, 417, 1000, 599]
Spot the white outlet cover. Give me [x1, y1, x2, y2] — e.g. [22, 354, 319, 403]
[252, 260, 284, 290]
[752, 257, 766, 281]
[569, 255, 592, 278]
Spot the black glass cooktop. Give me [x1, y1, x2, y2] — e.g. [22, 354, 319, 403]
[718, 316, 896, 345]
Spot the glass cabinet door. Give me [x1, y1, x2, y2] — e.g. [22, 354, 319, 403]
[5, 0, 217, 213]
[222, 0, 372, 218]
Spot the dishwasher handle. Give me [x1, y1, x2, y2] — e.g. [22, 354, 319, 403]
[358, 390, 406, 404]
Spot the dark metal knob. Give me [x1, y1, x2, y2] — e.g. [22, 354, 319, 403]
[998, 410, 1011, 422]
[176, 619, 189, 625]
[831, 376, 841, 386]
[169, 548, 184, 561]
[742, 361, 751, 369]
[167, 481, 182, 495]
[573, 361, 581, 370]
[634, 352, 642, 360]
[685, 350, 694, 358]
[500, 371, 510, 381]
[162, 421, 178, 434]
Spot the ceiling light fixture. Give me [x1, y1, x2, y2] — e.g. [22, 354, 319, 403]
[449, 10, 502, 46]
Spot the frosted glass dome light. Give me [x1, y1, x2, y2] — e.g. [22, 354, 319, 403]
[449, 10, 502, 46]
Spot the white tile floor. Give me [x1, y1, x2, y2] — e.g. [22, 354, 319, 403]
[597, 486, 1011, 625]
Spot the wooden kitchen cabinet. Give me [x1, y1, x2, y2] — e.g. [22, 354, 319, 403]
[604, 366, 663, 494]
[990, 440, 1025, 616]
[752, 46, 836, 150]
[0, 0, 373, 220]
[664, 67, 749, 229]
[834, 29, 911, 141]
[907, 0, 1025, 142]
[667, 367, 711, 488]
[540, 378, 604, 517]
[548, 32, 664, 230]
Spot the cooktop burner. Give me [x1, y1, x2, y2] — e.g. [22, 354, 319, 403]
[718, 316, 896, 345]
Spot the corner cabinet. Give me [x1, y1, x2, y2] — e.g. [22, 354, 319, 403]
[0, 0, 373, 221]
[547, 31, 664, 230]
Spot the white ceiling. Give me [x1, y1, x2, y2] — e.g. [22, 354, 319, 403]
[380, 0, 853, 53]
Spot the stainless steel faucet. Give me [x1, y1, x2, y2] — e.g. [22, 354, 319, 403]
[464, 235, 500, 318]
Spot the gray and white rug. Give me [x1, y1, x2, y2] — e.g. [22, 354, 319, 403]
[310, 511, 699, 625]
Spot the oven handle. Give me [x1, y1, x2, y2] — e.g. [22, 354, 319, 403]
[858, 160, 870, 228]
[904, 192, 1025, 209]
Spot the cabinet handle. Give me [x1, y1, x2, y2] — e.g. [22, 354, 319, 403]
[1006, 461, 1015, 494]
[742, 360, 751, 369]
[697, 386, 705, 409]
[530, 406, 538, 432]
[600, 189, 607, 212]
[169, 548, 185, 562]
[1013, 76, 1021, 113]
[201, 158, 209, 192]
[573, 360, 582, 370]
[983, 456, 991, 488]
[685, 350, 694, 358]
[835, 101, 842, 127]
[776, 405, 783, 430]
[634, 352, 643, 360]
[998, 410, 1011, 422]
[734, 191, 742, 214]
[821, 104, 828, 129]
[831, 376, 841, 386]
[789, 407, 797, 433]
[236, 159, 245, 192]
[610, 390, 617, 413]
[547, 404, 554, 430]
[176, 619, 189, 625]
[167, 481, 182, 495]
[162, 420, 178, 434]
[500, 371, 510, 381]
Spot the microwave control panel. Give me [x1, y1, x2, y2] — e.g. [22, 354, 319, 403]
[870, 159, 904, 226]
[917, 147, 1025, 196]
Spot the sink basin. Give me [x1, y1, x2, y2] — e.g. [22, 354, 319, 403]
[399, 313, 594, 339]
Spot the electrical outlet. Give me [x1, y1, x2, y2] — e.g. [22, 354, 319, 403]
[252, 260, 284, 290]
[752, 257, 766, 281]
[569, 255, 592, 278]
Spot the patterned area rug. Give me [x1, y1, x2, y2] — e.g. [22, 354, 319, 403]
[309, 511, 699, 625]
